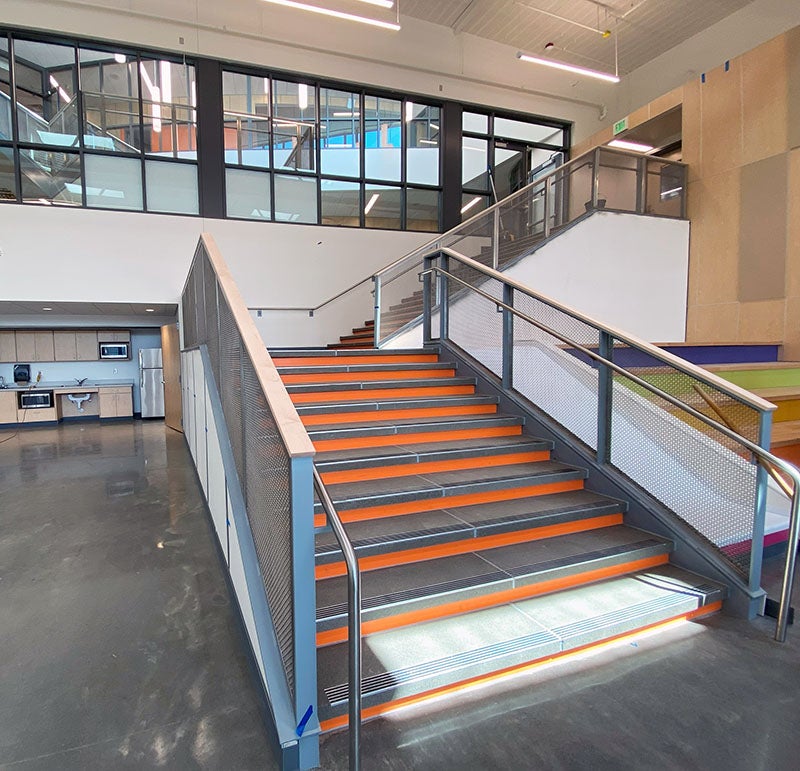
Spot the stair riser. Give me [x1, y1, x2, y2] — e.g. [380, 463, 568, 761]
[316, 551, 669, 647]
[291, 385, 476, 404]
[319, 450, 550, 485]
[303, 404, 498, 426]
[283, 369, 455, 384]
[315, 507, 618, 579]
[312, 425, 521, 453]
[317, 601, 723, 731]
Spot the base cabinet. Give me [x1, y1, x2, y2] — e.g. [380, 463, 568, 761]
[0, 391, 16, 424]
[99, 387, 133, 419]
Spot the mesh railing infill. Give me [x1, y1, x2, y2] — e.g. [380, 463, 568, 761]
[182, 244, 297, 699]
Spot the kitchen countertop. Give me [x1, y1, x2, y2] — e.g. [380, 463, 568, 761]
[0, 380, 135, 392]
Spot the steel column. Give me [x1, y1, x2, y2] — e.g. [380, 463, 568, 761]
[750, 413, 772, 603]
[596, 330, 613, 464]
[422, 255, 433, 345]
[439, 252, 450, 341]
[372, 276, 381, 347]
[502, 283, 514, 389]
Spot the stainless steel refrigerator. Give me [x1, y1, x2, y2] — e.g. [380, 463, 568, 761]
[139, 348, 165, 418]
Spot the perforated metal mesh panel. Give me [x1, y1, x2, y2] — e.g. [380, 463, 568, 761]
[181, 247, 299, 699]
[447, 262, 503, 375]
[610, 373, 758, 577]
[379, 262, 423, 344]
[241, 352, 295, 695]
[511, 291, 600, 449]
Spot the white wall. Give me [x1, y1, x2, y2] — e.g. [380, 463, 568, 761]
[504, 212, 690, 343]
[0, 205, 430, 308]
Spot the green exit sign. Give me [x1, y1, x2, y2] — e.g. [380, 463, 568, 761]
[613, 118, 628, 135]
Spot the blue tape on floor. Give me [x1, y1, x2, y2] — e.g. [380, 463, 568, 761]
[296, 704, 314, 737]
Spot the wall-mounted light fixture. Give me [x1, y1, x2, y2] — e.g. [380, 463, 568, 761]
[516, 52, 620, 83]
[261, 0, 401, 31]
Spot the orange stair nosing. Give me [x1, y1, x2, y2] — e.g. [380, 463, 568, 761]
[311, 424, 521, 452]
[318, 450, 550, 485]
[282, 369, 455, 384]
[314, 509, 618, 579]
[291, 384, 476, 404]
[315, 551, 668, 647]
[302, 403, 497, 426]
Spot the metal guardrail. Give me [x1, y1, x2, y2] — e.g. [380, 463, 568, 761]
[313, 467, 362, 771]
[421, 247, 798, 642]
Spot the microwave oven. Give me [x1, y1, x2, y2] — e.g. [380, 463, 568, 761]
[19, 390, 53, 409]
[99, 342, 130, 360]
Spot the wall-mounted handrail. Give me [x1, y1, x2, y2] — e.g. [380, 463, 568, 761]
[312, 467, 362, 771]
[423, 249, 799, 642]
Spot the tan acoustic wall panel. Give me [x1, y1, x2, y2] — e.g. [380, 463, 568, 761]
[788, 26, 800, 150]
[738, 153, 788, 303]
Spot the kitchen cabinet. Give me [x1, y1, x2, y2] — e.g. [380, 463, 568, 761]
[33, 331, 55, 362]
[99, 386, 133, 419]
[15, 331, 36, 361]
[76, 331, 98, 360]
[98, 330, 131, 343]
[17, 406, 58, 424]
[54, 331, 78, 361]
[0, 331, 16, 363]
[0, 391, 16, 423]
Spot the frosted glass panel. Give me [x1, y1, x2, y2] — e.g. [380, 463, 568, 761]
[226, 168, 271, 219]
[84, 153, 142, 210]
[145, 160, 198, 214]
[274, 174, 317, 223]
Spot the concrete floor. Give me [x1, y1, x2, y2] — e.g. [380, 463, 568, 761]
[2, 420, 799, 770]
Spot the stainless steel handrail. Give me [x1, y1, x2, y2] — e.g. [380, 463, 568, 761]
[424, 255, 799, 642]
[312, 467, 362, 770]
[247, 145, 688, 316]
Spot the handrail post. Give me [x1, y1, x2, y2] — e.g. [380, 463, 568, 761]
[596, 330, 614, 464]
[492, 207, 500, 269]
[750, 412, 771, 601]
[502, 283, 514, 389]
[636, 156, 647, 214]
[591, 147, 601, 210]
[543, 176, 552, 239]
[372, 275, 381, 348]
[776, 490, 800, 642]
[422, 255, 433, 345]
[439, 251, 450, 341]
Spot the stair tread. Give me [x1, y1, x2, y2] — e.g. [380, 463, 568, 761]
[315, 490, 624, 556]
[287, 376, 476, 394]
[316, 564, 725, 720]
[307, 412, 520, 435]
[315, 435, 550, 464]
[297, 394, 498, 415]
[277, 362, 454, 375]
[316, 525, 672, 626]
[317, 460, 582, 505]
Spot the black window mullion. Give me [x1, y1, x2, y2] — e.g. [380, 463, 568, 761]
[8, 36, 23, 202]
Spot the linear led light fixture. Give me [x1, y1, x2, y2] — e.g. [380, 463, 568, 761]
[365, 193, 380, 214]
[516, 52, 620, 83]
[608, 138, 655, 153]
[460, 196, 482, 214]
[261, 0, 401, 30]
[333, 111, 360, 117]
[355, 0, 394, 7]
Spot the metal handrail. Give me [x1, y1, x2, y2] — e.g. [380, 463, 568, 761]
[312, 467, 362, 770]
[423, 252, 799, 642]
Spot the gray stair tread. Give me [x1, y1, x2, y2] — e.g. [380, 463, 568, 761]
[296, 394, 498, 415]
[316, 564, 725, 719]
[315, 437, 550, 471]
[316, 435, 550, 463]
[316, 525, 672, 627]
[308, 415, 522, 442]
[318, 460, 584, 510]
[287, 376, 475, 394]
[277, 362, 453, 375]
[309, 412, 516, 433]
[314, 490, 623, 559]
[270, 348, 433, 358]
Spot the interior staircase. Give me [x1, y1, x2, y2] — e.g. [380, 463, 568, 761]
[270, 345, 726, 732]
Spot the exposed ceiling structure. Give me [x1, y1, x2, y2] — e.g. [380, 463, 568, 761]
[399, 0, 754, 77]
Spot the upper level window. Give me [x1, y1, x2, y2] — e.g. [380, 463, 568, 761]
[272, 79, 315, 172]
[406, 102, 439, 186]
[364, 95, 400, 181]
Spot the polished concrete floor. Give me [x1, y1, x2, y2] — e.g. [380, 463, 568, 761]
[0, 421, 276, 769]
[2, 421, 800, 770]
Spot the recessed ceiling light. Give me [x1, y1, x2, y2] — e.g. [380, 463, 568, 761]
[145, 308, 156, 312]
[364, 193, 380, 214]
[42, 306, 53, 311]
[608, 139, 655, 153]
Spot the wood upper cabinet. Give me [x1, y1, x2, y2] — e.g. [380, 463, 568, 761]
[0, 331, 16, 363]
[33, 331, 55, 362]
[54, 331, 78, 361]
[76, 331, 99, 361]
[14, 331, 36, 361]
[97, 330, 131, 343]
